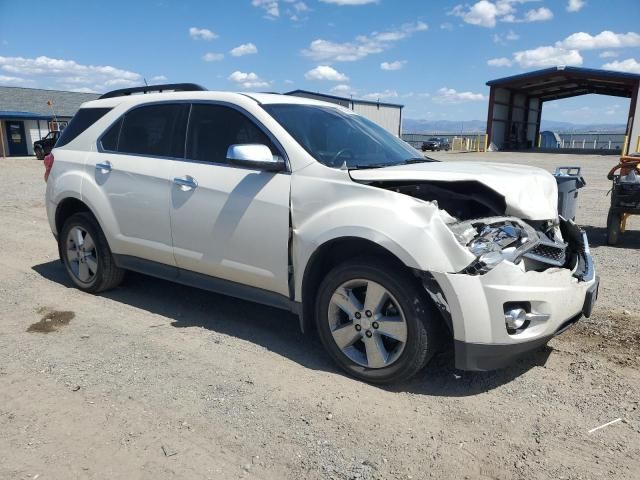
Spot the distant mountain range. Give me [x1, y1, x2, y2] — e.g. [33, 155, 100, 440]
[402, 118, 627, 134]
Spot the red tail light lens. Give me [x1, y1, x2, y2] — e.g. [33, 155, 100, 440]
[43, 153, 54, 182]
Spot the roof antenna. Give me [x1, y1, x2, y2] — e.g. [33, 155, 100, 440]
[143, 78, 148, 86]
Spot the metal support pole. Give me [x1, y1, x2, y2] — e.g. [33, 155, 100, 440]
[0, 120, 6, 158]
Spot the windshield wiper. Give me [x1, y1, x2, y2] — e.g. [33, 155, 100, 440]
[347, 164, 388, 170]
[403, 157, 438, 164]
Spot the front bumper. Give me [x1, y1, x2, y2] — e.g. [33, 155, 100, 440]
[430, 229, 598, 371]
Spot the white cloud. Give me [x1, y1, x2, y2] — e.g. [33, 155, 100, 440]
[380, 60, 406, 71]
[487, 57, 513, 67]
[599, 51, 619, 59]
[228, 71, 271, 89]
[603, 58, 640, 74]
[433, 87, 487, 104]
[302, 21, 427, 62]
[362, 89, 399, 100]
[202, 52, 224, 62]
[440, 22, 454, 31]
[230, 43, 258, 56]
[557, 31, 640, 50]
[253, 0, 310, 20]
[0, 55, 141, 92]
[320, 0, 378, 4]
[493, 29, 519, 44]
[286, 1, 310, 20]
[0, 74, 29, 85]
[567, 0, 585, 12]
[522, 7, 553, 22]
[513, 46, 583, 67]
[331, 84, 355, 95]
[149, 75, 168, 83]
[189, 27, 217, 41]
[449, 1, 503, 28]
[449, 1, 553, 28]
[304, 65, 349, 81]
[252, 0, 280, 18]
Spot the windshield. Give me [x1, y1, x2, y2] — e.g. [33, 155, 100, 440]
[263, 104, 425, 169]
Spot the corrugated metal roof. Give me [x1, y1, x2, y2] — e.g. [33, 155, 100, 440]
[487, 66, 640, 87]
[0, 110, 53, 120]
[0, 86, 100, 117]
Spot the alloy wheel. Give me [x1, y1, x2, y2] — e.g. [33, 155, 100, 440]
[65, 226, 98, 284]
[327, 279, 408, 369]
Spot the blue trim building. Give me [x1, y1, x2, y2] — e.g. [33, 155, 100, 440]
[0, 86, 99, 157]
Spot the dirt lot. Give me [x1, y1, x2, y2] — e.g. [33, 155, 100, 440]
[1, 152, 639, 480]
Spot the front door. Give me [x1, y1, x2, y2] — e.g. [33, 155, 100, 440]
[169, 103, 291, 296]
[6, 121, 28, 156]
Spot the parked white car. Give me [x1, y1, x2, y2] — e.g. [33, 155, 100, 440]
[44, 84, 598, 383]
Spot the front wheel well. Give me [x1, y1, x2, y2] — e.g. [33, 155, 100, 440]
[55, 198, 94, 235]
[300, 237, 417, 333]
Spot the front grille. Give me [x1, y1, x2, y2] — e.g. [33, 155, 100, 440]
[524, 240, 567, 267]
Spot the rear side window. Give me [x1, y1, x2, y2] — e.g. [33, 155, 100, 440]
[117, 103, 188, 158]
[186, 104, 277, 163]
[100, 117, 122, 151]
[56, 108, 111, 148]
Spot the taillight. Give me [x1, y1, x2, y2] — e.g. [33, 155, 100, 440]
[43, 153, 54, 182]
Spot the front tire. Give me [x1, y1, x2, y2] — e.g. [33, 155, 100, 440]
[59, 212, 125, 293]
[35, 147, 44, 160]
[315, 257, 440, 384]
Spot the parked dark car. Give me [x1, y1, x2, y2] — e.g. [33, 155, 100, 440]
[421, 137, 450, 152]
[34, 131, 60, 160]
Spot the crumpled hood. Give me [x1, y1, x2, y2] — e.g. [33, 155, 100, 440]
[349, 161, 558, 220]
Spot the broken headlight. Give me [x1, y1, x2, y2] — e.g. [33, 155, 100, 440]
[449, 218, 539, 274]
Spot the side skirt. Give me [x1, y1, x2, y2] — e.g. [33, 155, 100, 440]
[114, 255, 302, 315]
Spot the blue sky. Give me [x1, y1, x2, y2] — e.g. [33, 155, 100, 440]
[1, 0, 639, 123]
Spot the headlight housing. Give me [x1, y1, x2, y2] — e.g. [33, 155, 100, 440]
[449, 217, 539, 274]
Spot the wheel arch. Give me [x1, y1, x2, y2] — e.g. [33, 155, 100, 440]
[299, 236, 419, 333]
[55, 197, 99, 235]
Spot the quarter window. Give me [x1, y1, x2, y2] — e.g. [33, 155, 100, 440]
[100, 117, 122, 151]
[186, 104, 278, 163]
[117, 103, 188, 157]
[56, 108, 110, 147]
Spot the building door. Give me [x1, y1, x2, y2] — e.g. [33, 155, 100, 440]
[5, 121, 28, 156]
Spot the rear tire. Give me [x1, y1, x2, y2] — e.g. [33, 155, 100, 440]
[315, 257, 440, 384]
[606, 210, 621, 246]
[35, 147, 44, 160]
[59, 212, 125, 293]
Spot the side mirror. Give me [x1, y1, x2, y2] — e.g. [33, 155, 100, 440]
[226, 144, 285, 172]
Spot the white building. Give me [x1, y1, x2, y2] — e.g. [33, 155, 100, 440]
[0, 86, 99, 157]
[286, 90, 404, 136]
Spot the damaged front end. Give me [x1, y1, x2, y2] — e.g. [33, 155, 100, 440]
[448, 216, 593, 281]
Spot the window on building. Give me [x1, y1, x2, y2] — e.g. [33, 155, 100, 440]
[117, 103, 188, 157]
[186, 104, 278, 163]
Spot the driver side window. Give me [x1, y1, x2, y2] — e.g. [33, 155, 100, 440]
[186, 104, 278, 163]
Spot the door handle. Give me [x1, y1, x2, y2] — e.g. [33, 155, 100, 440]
[173, 176, 198, 191]
[95, 161, 112, 173]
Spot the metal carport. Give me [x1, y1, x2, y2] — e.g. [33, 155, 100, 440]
[485, 66, 640, 154]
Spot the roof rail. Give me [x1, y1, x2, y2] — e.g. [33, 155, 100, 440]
[99, 83, 207, 99]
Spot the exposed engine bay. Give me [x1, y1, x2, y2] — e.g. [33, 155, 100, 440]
[366, 180, 506, 220]
[365, 179, 590, 279]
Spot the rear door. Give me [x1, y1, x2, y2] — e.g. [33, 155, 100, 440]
[168, 103, 291, 296]
[93, 102, 189, 266]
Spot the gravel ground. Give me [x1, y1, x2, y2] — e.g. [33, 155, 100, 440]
[0, 153, 638, 480]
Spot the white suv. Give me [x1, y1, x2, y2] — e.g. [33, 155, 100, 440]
[44, 84, 598, 383]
